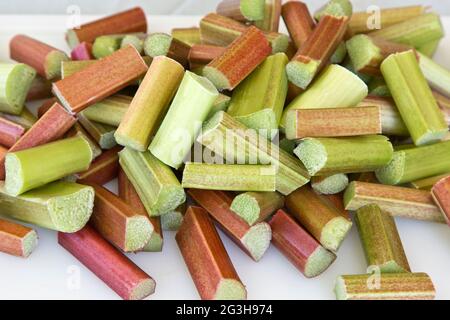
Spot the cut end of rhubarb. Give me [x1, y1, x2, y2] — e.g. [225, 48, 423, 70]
[125, 216, 154, 252]
[235, 109, 278, 140]
[66, 29, 80, 49]
[1, 63, 36, 115]
[378, 260, 411, 273]
[311, 174, 349, 195]
[230, 193, 261, 226]
[286, 59, 320, 89]
[152, 185, 186, 217]
[161, 210, 184, 231]
[114, 132, 147, 152]
[415, 130, 449, 146]
[268, 33, 290, 54]
[144, 33, 172, 57]
[320, 216, 352, 252]
[346, 35, 381, 72]
[142, 232, 164, 252]
[45, 50, 69, 80]
[343, 181, 356, 209]
[334, 276, 348, 300]
[240, 0, 265, 21]
[242, 222, 272, 261]
[97, 124, 118, 150]
[22, 230, 38, 258]
[294, 139, 327, 176]
[5, 153, 24, 196]
[375, 151, 405, 185]
[214, 279, 247, 300]
[203, 66, 231, 91]
[315, 0, 353, 20]
[304, 246, 337, 278]
[129, 278, 156, 300]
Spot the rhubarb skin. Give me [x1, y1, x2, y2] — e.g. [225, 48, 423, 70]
[188, 189, 272, 262]
[254, 0, 282, 32]
[188, 45, 227, 69]
[204, 26, 271, 90]
[176, 206, 247, 300]
[71, 42, 93, 61]
[281, 1, 315, 49]
[0, 102, 76, 180]
[58, 225, 156, 300]
[0, 117, 25, 148]
[66, 7, 147, 48]
[76, 146, 121, 185]
[269, 209, 336, 278]
[26, 76, 53, 102]
[53, 45, 148, 114]
[0, 218, 38, 258]
[431, 176, 450, 226]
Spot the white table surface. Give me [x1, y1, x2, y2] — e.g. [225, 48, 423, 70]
[0, 15, 449, 300]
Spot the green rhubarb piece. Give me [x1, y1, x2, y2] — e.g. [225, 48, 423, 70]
[227, 53, 288, 139]
[0, 63, 36, 115]
[418, 52, 450, 98]
[144, 33, 173, 57]
[418, 39, 440, 57]
[311, 173, 349, 195]
[160, 205, 186, 231]
[240, 0, 265, 21]
[61, 60, 95, 79]
[282, 64, 368, 127]
[5, 136, 93, 196]
[207, 93, 231, 120]
[149, 71, 219, 169]
[142, 231, 163, 252]
[0, 181, 94, 232]
[92, 35, 125, 59]
[119, 148, 186, 216]
[121, 34, 145, 54]
[346, 35, 383, 72]
[381, 50, 448, 146]
[82, 94, 131, 127]
[294, 136, 393, 176]
[230, 191, 284, 225]
[330, 42, 348, 64]
[375, 140, 450, 185]
[78, 113, 117, 150]
[314, 0, 353, 20]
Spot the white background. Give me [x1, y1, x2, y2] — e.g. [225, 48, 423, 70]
[0, 8, 449, 300]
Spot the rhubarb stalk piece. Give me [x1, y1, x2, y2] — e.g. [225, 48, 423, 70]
[418, 39, 440, 57]
[381, 50, 448, 146]
[5, 136, 92, 196]
[335, 273, 435, 300]
[314, 0, 353, 20]
[0, 102, 76, 180]
[86, 183, 153, 252]
[176, 206, 247, 300]
[58, 225, 155, 300]
[207, 94, 231, 119]
[161, 204, 187, 231]
[375, 140, 450, 185]
[171, 27, 202, 46]
[0, 181, 94, 232]
[118, 168, 163, 252]
[286, 186, 352, 252]
[281, 1, 315, 49]
[346, 35, 413, 75]
[53, 45, 148, 114]
[0, 108, 37, 130]
[198, 111, 310, 195]
[66, 123, 102, 160]
[204, 26, 271, 91]
[10, 35, 69, 80]
[26, 76, 52, 102]
[149, 71, 218, 169]
[144, 33, 191, 68]
[216, 0, 265, 22]
[78, 113, 117, 150]
[311, 174, 349, 195]
[283, 64, 368, 126]
[71, 42, 93, 60]
[119, 148, 185, 217]
[121, 34, 145, 54]
[254, 0, 282, 32]
[431, 176, 450, 226]
[92, 34, 128, 59]
[188, 189, 271, 262]
[66, 7, 147, 48]
[82, 95, 131, 127]
[0, 218, 38, 258]
[294, 136, 393, 176]
[227, 53, 288, 139]
[355, 204, 411, 273]
[200, 13, 289, 54]
[115, 56, 184, 151]
[182, 163, 277, 192]
[188, 45, 226, 69]
[286, 15, 349, 89]
[0, 117, 25, 148]
[269, 209, 336, 277]
[344, 181, 445, 223]
[418, 52, 450, 97]
[0, 63, 36, 115]
[75, 146, 121, 185]
[285, 106, 382, 140]
[231, 192, 284, 226]
[411, 174, 450, 191]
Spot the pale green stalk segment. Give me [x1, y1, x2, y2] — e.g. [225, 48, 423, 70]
[197, 111, 310, 195]
[149, 71, 219, 169]
[368, 77, 391, 97]
[171, 28, 202, 46]
[282, 64, 368, 127]
[182, 163, 277, 192]
[375, 140, 450, 185]
[346, 35, 383, 72]
[207, 93, 231, 120]
[0, 107, 37, 130]
[45, 50, 69, 79]
[92, 35, 126, 59]
[418, 52, 450, 97]
[311, 174, 349, 195]
[230, 191, 284, 225]
[369, 13, 444, 48]
[61, 60, 95, 79]
[121, 34, 145, 54]
[355, 204, 411, 273]
[119, 148, 186, 216]
[228, 53, 288, 139]
[82, 95, 131, 127]
[410, 173, 450, 190]
[5, 136, 93, 196]
[418, 39, 440, 57]
[144, 33, 172, 57]
[142, 232, 163, 252]
[294, 136, 393, 176]
[0, 181, 94, 233]
[77, 113, 117, 150]
[240, 0, 265, 21]
[0, 63, 36, 115]
[330, 42, 348, 64]
[254, 0, 280, 31]
[381, 51, 448, 146]
[161, 205, 186, 231]
[314, 0, 353, 20]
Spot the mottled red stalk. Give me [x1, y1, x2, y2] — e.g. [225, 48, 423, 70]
[0, 117, 25, 148]
[188, 44, 226, 69]
[281, 1, 315, 49]
[71, 42, 93, 60]
[37, 98, 58, 118]
[431, 176, 450, 226]
[76, 146, 121, 184]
